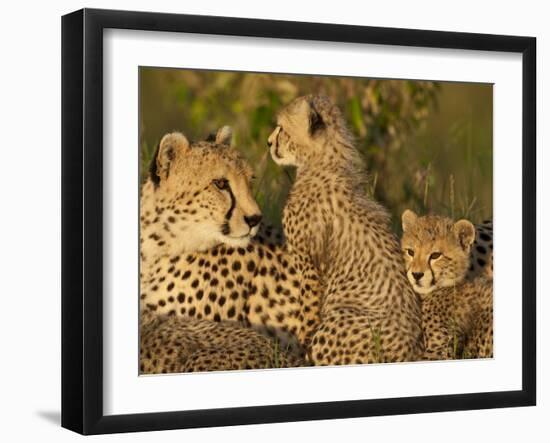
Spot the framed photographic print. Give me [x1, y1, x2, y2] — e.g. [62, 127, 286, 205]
[61, 8, 536, 435]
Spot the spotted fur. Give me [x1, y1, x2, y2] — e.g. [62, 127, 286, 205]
[140, 128, 321, 372]
[400, 211, 493, 360]
[268, 95, 424, 365]
[140, 315, 304, 374]
[468, 219, 493, 279]
[140, 126, 262, 258]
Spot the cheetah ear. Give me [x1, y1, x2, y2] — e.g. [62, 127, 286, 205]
[453, 219, 476, 250]
[308, 103, 324, 135]
[215, 125, 233, 145]
[153, 132, 190, 185]
[296, 99, 324, 136]
[205, 126, 233, 145]
[401, 209, 418, 232]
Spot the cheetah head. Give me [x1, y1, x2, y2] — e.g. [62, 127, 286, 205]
[267, 95, 355, 168]
[400, 210, 476, 295]
[141, 127, 262, 254]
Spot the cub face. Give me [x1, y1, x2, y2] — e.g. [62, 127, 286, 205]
[267, 95, 328, 168]
[400, 210, 476, 295]
[145, 126, 262, 252]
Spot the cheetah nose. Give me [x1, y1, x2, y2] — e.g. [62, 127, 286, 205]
[244, 214, 262, 228]
[412, 272, 424, 282]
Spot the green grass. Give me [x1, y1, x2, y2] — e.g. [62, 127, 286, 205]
[269, 339, 295, 369]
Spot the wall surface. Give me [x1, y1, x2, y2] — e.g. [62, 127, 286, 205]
[0, 0, 546, 441]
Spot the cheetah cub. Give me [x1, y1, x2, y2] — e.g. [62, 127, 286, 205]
[268, 95, 424, 364]
[400, 210, 493, 360]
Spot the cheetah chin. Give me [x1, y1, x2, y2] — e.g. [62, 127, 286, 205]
[218, 227, 259, 248]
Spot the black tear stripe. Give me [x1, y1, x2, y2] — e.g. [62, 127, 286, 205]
[428, 260, 436, 286]
[221, 222, 230, 236]
[221, 184, 236, 236]
[148, 142, 161, 188]
[225, 184, 236, 221]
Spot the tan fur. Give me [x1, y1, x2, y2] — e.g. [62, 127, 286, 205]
[140, 128, 261, 259]
[269, 95, 424, 365]
[468, 219, 493, 279]
[419, 278, 493, 360]
[401, 211, 493, 359]
[140, 315, 304, 374]
[401, 209, 476, 295]
[140, 130, 322, 372]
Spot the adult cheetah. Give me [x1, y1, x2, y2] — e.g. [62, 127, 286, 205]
[268, 95, 424, 365]
[400, 210, 493, 360]
[140, 127, 321, 371]
[140, 314, 303, 374]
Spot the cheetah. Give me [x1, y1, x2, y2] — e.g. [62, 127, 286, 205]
[140, 127, 321, 371]
[400, 210, 493, 360]
[140, 314, 303, 374]
[268, 95, 424, 365]
[467, 219, 493, 279]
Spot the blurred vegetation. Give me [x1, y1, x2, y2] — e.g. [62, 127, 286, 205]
[140, 68, 492, 231]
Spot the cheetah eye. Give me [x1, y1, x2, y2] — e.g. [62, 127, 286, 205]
[406, 249, 415, 257]
[213, 178, 229, 190]
[430, 252, 442, 260]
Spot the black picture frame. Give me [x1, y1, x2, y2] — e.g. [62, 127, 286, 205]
[61, 8, 536, 435]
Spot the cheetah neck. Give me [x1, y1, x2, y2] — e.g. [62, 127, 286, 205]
[297, 144, 363, 176]
[141, 223, 221, 263]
